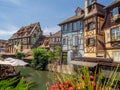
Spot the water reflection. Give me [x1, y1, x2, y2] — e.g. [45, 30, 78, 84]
[15, 67, 53, 90]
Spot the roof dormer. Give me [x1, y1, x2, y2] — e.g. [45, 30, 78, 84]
[75, 7, 83, 16]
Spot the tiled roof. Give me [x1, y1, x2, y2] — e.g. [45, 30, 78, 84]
[10, 22, 41, 39]
[51, 30, 61, 37]
[105, 0, 120, 9]
[49, 30, 61, 45]
[59, 14, 84, 25]
[0, 40, 7, 43]
[0, 40, 7, 46]
[39, 35, 50, 48]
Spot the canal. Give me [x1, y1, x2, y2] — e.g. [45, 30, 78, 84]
[15, 67, 53, 90]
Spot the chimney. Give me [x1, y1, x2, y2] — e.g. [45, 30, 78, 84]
[85, 0, 89, 16]
[50, 32, 52, 36]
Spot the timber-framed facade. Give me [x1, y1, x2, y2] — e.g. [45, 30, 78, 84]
[102, 0, 120, 62]
[8, 22, 43, 53]
[84, 0, 105, 58]
[59, 7, 84, 64]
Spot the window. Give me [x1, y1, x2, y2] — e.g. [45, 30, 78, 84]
[73, 22, 77, 31]
[63, 24, 67, 32]
[23, 38, 27, 43]
[88, 22, 94, 30]
[61, 25, 64, 31]
[73, 21, 81, 31]
[112, 7, 120, 16]
[34, 33, 36, 38]
[112, 7, 120, 21]
[57, 38, 60, 42]
[76, 12, 81, 16]
[73, 36, 79, 46]
[88, 5, 92, 13]
[67, 23, 72, 32]
[63, 38, 67, 45]
[52, 38, 55, 42]
[77, 21, 80, 31]
[86, 38, 95, 46]
[111, 27, 120, 41]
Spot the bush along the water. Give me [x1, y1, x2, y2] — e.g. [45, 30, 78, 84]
[31, 48, 49, 70]
[48, 65, 120, 90]
[0, 77, 33, 90]
[16, 52, 25, 59]
[48, 46, 61, 64]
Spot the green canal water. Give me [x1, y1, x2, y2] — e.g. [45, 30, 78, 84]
[15, 67, 53, 90]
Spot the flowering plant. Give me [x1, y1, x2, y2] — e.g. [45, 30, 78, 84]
[48, 65, 120, 90]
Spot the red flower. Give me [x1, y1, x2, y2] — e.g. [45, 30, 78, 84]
[82, 76, 84, 80]
[64, 81, 71, 87]
[68, 87, 75, 90]
[77, 83, 81, 89]
[90, 75, 94, 81]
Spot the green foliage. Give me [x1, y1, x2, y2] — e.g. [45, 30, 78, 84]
[48, 46, 61, 62]
[54, 46, 61, 61]
[48, 50, 55, 61]
[16, 52, 25, 59]
[31, 48, 49, 70]
[0, 54, 2, 60]
[0, 77, 33, 90]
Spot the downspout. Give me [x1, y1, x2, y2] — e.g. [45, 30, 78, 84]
[101, 9, 108, 58]
[60, 26, 63, 70]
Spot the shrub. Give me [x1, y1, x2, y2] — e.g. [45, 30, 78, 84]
[0, 77, 33, 90]
[31, 48, 49, 70]
[16, 52, 25, 59]
[48, 46, 61, 63]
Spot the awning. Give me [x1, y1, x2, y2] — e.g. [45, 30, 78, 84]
[0, 60, 11, 65]
[69, 61, 98, 68]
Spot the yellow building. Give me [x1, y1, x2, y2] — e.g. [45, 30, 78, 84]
[102, 0, 120, 62]
[84, 0, 105, 57]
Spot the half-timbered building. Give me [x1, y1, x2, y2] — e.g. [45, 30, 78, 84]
[102, 0, 120, 62]
[49, 30, 61, 50]
[59, 7, 84, 63]
[8, 22, 43, 53]
[84, 0, 105, 58]
[0, 40, 7, 53]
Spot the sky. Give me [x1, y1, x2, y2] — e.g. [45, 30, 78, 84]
[0, 0, 113, 40]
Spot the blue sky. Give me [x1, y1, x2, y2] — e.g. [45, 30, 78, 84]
[0, 0, 113, 40]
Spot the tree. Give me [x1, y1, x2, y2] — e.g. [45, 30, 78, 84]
[54, 46, 61, 62]
[16, 52, 25, 59]
[31, 48, 49, 70]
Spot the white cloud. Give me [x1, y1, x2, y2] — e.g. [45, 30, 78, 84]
[2, 0, 23, 5]
[0, 24, 18, 37]
[9, 0, 21, 5]
[43, 26, 60, 35]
